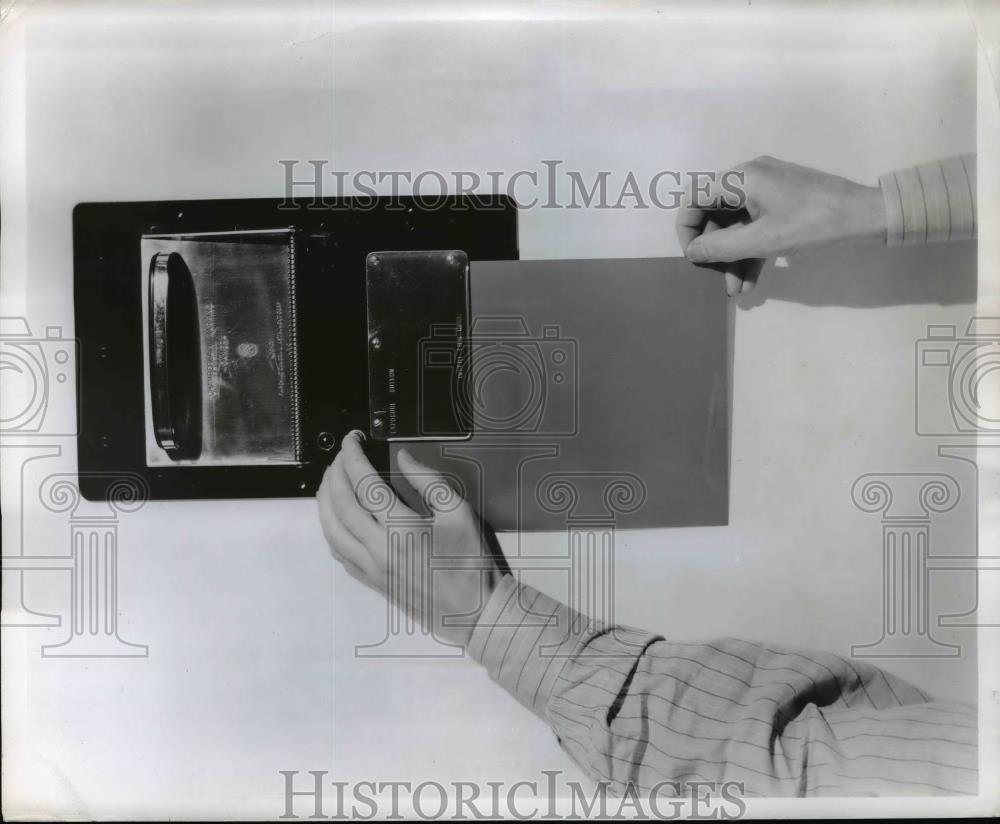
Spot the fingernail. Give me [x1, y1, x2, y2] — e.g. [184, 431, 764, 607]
[686, 240, 708, 263]
[347, 429, 366, 443]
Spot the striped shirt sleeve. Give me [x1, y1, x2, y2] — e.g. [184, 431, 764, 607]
[879, 154, 976, 246]
[469, 575, 978, 798]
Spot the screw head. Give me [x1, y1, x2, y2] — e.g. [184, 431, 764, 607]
[369, 254, 380, 267]
[317, 431, 335, 451]
[372, 417, 384, 429]
[371, 335, 382, 350]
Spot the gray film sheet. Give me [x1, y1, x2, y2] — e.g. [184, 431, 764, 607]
[393, 257, 731, 531]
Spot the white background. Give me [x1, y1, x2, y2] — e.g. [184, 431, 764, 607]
[1, 0, 993, 818]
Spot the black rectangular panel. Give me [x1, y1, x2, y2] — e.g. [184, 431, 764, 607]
[73, 197, 518, 501]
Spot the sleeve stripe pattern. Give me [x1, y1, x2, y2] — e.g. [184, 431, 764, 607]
[880, 154, 976, 246]
[469, 577, 979, 797]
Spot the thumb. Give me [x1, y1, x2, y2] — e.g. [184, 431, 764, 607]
[397, 448, 464, 514]
[686, 219, 771, 263]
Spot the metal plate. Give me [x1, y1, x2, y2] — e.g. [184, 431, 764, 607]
[142, 230, 302, 467]
[365, 250, 472, 441]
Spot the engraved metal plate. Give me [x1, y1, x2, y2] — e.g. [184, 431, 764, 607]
[365, 250, 472, 441]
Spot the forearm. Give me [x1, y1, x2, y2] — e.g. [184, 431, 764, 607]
[469, 576, 978, 797]
[467, 573, 658, 723]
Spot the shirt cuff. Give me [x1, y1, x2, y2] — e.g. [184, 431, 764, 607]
[467, 574, 595, 719]
[879, 154, 976, 247]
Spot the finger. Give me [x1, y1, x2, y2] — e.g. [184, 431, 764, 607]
[332, 547, 371, 586]
[326, 455, 385, 548]
[685, 219, 772, 263]
[338, 430, 379, 499]
[397, 448, 465, 515]
[339, 431, 414, 523]
[689, 218, 733, 283]
[675, 179, 741, 252]
[723, 260, 762, 298]
[675, 203, 709, 252]
[325, 527, 380, 588]
[739, 258, 765, 294]
[710, 215, 743, 298]
[330, 525, 383, 591]
[319, 459, 383, 561]
[724, 270, 742, 297]
[318, 464, 374, 565]
[317, 470, 382, 583]
[696, 217, 764, 296]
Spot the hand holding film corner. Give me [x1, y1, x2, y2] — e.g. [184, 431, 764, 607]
[317, 431, 506, 648]
[676, 154, 974, 296]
